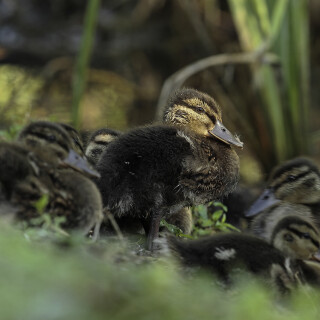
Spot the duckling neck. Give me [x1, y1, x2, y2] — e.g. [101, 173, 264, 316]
[177, 129, 240, 203]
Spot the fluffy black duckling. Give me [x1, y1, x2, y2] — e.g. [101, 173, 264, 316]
[246, 157, 320, 218]
[85, 128, 120, 166]
[86, 127, 194, 235]
[167, 215, 320, 292]
[96, 88, 243, 250]
[0, 122, 102, 235]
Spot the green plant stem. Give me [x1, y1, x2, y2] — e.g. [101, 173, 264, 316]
[71, 0, 100, 129]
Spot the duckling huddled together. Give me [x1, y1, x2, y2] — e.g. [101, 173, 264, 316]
[163, 157, 320, 293]
[0, 121, 103, 237]
[1, 88, 320, 295]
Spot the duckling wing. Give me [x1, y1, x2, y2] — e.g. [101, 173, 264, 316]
[95, 126, 192, 216]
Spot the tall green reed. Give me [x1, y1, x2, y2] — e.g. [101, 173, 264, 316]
[71, 0, 100, 129]
[228, 0, 310, 166]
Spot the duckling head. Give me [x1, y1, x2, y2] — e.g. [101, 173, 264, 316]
[163, 88, 243, 148]
[271, 216, 320, 260]
[246, 158, 320, 217]
[18, 121, 99, 178]
[58, 122, 85, 156]
[85, 128, 120, 165]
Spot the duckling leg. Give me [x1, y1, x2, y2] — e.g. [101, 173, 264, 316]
[146, 209, 163, 251]
[90, 218, 102, 242]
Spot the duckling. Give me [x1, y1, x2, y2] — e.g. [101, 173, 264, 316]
[85, 128, 120, 166]
[18, 121, 99, 178]
[250, 202, 317, 240]
[0, 122, 102, 235]
[245, 158, 320, 238]
[166, 215, 320, 292]
[246, 157, 320, 218]
[58, 122, 86, 156]
[86, 127, 194, 235]
[96, 88, 243, 250]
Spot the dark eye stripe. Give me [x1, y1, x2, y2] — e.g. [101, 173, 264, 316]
[94, 140, 110, 146]
[287, 227, 320, 248]
[30, 132, 69, 152]
[273, 170, 311, 190]
[73, 138, 84, 152]
[179, 102, 217, 123]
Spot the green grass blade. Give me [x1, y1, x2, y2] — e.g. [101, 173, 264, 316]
[71, 0, 100, 129]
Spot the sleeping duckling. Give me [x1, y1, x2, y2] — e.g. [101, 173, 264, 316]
[96, 89, 242, 250]
[246, 157, 320, 218]
[166, 215, 320, 292]
[85, 128, 120, 166]
[0, 122, 102, 235]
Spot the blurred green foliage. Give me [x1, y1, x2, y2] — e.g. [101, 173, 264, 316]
[0, 221, 320, 319]
[0, 65, 41, 128]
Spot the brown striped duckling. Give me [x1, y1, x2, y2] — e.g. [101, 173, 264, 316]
[0, 121, 102, 235]
[246, 157, 320, 219]
[58, 122, 86, 157]
[246, 158, 320, 237]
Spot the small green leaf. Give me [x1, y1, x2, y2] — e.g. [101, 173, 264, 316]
[224, 223, 241, 232]
[213, 201, 228, 212]
[212, 210, 223, 221]
[196, 205, 208, 220]
[197, 229, 212, 236]
[32, 194, 49, 214]
[160, 219, 183, 236]
[201, 219, 214, 227]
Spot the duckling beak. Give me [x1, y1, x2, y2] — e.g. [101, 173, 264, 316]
[63, 149, 101, 178]
[208, 121, 243, 148]
[311, 251, 320, 263]
[245, 188, 280, 217]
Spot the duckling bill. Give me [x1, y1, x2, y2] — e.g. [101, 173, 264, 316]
[209, 120, 243, 148]
[246, 157, 320, 217]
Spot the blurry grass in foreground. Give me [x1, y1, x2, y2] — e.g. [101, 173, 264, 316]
[0, 221, 320, 320]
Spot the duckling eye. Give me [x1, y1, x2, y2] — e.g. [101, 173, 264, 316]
[196, 107, 205, 113]
[301, 233, 311, 239]
[286, 175, 296, 182]
[284, 233, 294, 242]
[48, 135, 56, 143]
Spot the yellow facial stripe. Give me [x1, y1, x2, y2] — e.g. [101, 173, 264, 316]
[94, 134, 116, 144]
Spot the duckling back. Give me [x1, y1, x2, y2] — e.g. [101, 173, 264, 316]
[167, 233, 297, 292]
[96, 125, 192, 216]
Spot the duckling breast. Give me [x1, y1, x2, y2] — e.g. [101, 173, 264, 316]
[178, 135, 240, 204]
